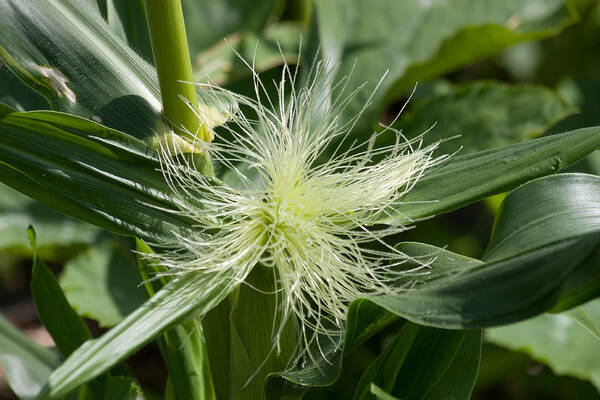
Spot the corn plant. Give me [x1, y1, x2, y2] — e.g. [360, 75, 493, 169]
[0, 0, 599, 399]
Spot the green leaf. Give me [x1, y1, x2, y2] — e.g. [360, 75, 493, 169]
[566, 307, 600, 340]
[310, 0, 575, 132]
[0, 0, 163, 138]
[182, 0, 280, 59]
[268, 243, 482, 393]
[99, 376, 144, 400]
[193, 22, 302, 85]
[354, 324, 481, 400]
[136, 240, 216, 400]
[389, 82, 576, 155]
[0, 182, 100, 262]
[40, 266, 245, 399]
[369, 384, 399, 400]
[487, 297, 600, 391]
[97, 0, 153, 63]
[0, 313, 61, 400]
[59, 237, 146, 328]
[204, 266, 298, 400]
[422, 330, 482, 400]
[373, 175, 600, 328]
[483, 173, 600, 262]
[29, 226, 93, 357]
[0, 108, 191, 242]
[392, 126, 600, 222]
[0, 64, 48, 111]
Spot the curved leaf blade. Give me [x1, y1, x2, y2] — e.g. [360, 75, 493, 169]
[484, 173, 600, 261]
[41, 268, 241, 399]
[0, 0, 162, 138]
[391, 127, 600, 222]
[0, 107, 189, 242]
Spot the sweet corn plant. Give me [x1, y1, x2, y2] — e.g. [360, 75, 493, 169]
[1, 0, 600, 399]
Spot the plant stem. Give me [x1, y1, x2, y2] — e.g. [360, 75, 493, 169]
[144, 0, 209, 142]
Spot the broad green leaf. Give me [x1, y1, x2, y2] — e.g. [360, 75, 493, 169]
[29, 227, 93, 357]
[60, 238, 145, 328]
[0, 107, 191, 243]
[310, 0, 575, 132]
[389, 82, 575, 155]
[0, 182, 100, 262]
[487, 297, 600, 391]
[355, 324, 480, 400]
[0, 0, 163, 139]
[193, 22, 302, 85]
[40, 266, 245, 399]
[392, 126, 600, 222]
[182, 0, 280, 59]
[0, 314, 61, 400]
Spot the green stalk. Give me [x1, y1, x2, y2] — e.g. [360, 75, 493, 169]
[144, 0, 210, 142]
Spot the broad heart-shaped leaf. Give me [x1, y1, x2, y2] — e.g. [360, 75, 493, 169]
[0, 106, 192, 243]
[0, 182, 100, 262]
[0, 0, 162, 138]
[389, 126, 600, 223]
[0, 314, 62, 400]
[386, 82, 576, 155]
[309, 0, 575, 133]
[59, 237, 146, 328]
[354, 324, 481, 400]
[487, 298, 600, 391]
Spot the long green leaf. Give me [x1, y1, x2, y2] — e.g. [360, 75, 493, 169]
[136, 240, 216, 400]
[354, 324, 480, 400]
[484, 173, 600, 261]
[0, 107, 189, 242]
[29, 227, 93, 357]
[0, 0, 162, 138]
[40, 267, 245, 399]
[391, 127, 600, 222]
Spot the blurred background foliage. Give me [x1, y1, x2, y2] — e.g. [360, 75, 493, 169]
[1, 0, 600, 399]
